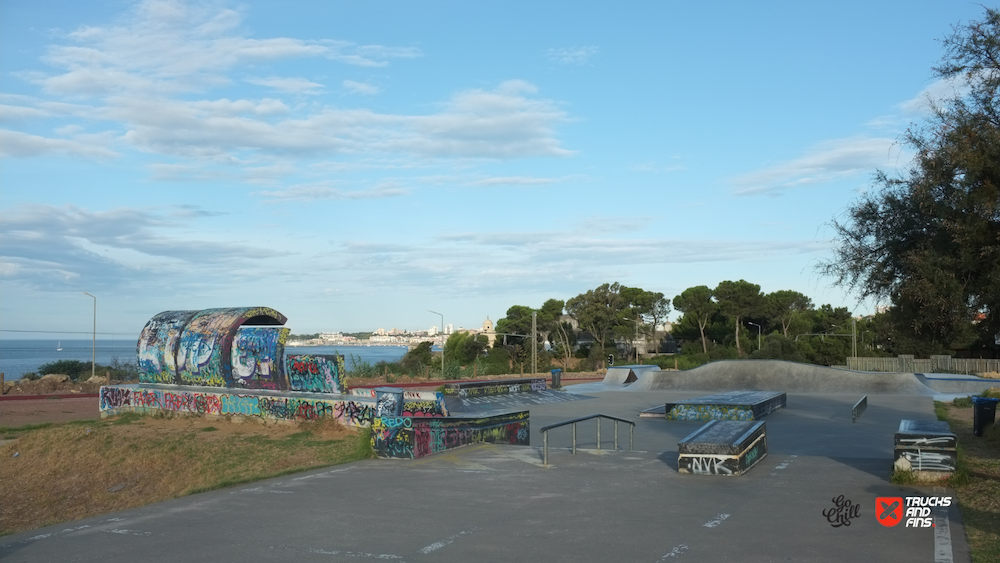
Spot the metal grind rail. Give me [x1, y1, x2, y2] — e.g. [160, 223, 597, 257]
[539, 414, 635, 466]
[852, 395, 868, 423]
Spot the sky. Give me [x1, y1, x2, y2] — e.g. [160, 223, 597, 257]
[0, 0, 990, 339]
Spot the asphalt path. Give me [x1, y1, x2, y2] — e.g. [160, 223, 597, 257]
[0, 389, 970, 563]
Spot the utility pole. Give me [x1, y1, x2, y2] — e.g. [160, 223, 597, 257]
[83, 292, 96, 381]
[531, 311, 537, 375]
[428, 310, 444, 376]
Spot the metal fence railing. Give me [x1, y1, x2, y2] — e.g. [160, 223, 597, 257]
[846, 356, 1000, 375]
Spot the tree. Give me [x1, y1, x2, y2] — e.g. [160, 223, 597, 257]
[566, 282, 628, 351]
[620, 286, 671, 353]
[823, 8, 1000, 350]
[444, 331, 488, 365]
[714, 280, 764, 356]
[672, 286, 717, 354]
[766, 290, 813, 337]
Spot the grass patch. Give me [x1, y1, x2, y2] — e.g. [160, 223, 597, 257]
[937, 400, 1000, 562]
[0, 414, 373, 536]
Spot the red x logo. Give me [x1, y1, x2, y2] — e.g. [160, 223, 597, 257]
[876, 497, 904, 527]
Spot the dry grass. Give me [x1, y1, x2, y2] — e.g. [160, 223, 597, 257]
[938, 401, 1000, 562]
[0, 413, 372, 536]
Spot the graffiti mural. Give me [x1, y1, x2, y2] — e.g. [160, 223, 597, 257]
[99, 385, 383, 427]
[666, 404, 755, 421]
[137, 310, 198, 384]
[443, 378, 546, 397]
[231, 327, 290, 390]
[372, 411, 530, 459]
[287, 355, 344, 394]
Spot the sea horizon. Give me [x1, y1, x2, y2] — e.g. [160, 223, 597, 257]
[0, 339, 411, 380]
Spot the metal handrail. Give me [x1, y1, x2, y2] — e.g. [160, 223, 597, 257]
[539, 414, 635, 466]
[852, 395, 868, 423]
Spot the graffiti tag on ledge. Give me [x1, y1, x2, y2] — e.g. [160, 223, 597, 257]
[822, 495, 861, 527]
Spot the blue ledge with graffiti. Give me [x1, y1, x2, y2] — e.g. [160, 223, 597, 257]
[99, 384, 447, 427]
[371, 410, 530, 459]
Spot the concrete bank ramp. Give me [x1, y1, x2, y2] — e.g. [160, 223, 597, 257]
[916, 373, 1000, 394]
[629, 360, 938, 395]
[603, 365, 662, 385]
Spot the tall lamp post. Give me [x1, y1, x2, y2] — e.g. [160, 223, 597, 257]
[747, 321, 762, 352]
[428, 310, 444, 376]
[83, 292, 96, 381]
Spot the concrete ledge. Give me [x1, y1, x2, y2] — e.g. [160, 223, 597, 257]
[678, 420, 767, 476]
[894, 419, 957, 473]
[443, 378, 546, 397]
[664, 391, 786, 421]
[371, 410, 530, 459]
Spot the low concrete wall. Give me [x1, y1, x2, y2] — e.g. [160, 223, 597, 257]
[371, 411, 530, 459]
[442, 378, 546, 397]
[98, 384, 411, 427]
[349, 388, 448, 417]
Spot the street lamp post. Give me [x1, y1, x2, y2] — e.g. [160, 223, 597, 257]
[428, 310, 444, 376]
[83, 292, 96, 381]
[747, 321, 762, 352]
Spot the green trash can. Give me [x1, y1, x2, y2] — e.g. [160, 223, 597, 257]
[972, 396, 999, 437]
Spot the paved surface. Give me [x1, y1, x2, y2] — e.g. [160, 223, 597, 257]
[0, 388, 971, 563]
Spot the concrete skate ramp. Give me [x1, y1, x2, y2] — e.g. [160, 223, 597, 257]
[603, 365, 661, 385]
[916, 374, 1000, 394]
[629, 360, 938, 395]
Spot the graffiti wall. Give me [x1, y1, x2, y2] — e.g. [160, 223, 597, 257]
[137, 310, 198, 384]
[287, 355, 344, 394]
[665, 404, 755, 421]
[136, 307, 288, 388]
[231, 327, 290, 390]
[100, 385, 378, 427]
[371, 411, 530, 459]
[442, 378, 547, 397]
[349, 388, 448, 417]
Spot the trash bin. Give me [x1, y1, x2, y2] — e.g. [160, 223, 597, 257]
[972, 396, 999, 437]
[550, 369, 562, 389]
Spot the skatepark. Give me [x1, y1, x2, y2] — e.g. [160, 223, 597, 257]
[3, 359, 994, 562]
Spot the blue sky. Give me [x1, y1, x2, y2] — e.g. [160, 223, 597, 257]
[0, 0, 988, 338]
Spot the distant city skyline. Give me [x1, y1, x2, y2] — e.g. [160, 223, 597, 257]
[1, 1, 984, 337]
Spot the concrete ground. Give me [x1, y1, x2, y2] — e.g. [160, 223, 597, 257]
[0, 387, 970, 563]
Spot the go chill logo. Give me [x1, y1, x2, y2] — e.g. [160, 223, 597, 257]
[875, 496, 951, 528]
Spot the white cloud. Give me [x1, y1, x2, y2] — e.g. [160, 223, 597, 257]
[0, 203, 282, 294]
[898, 77, 967, 116]
[254, 182, 408, 202]
[546, 46, 599, 65]
[246, 76, 324, 94]
[0, 129, 117, 158]
[730, 137, 902, 196]
[32, 0, 419, 98]
[466, 175, 579, 187]
[342, 80, 381, 95]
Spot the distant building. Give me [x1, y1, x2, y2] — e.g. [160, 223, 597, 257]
[445, 324, 454, 335]
[482, 317, 496, 347]
[428, 325, 438, 336]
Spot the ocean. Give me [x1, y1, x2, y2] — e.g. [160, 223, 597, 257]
[0, 339, 411, 380]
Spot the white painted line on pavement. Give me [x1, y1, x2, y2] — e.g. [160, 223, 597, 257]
[703, 513, 730, 528]
[933, 486, 953, 563]
[658, 543, 689, 560]
[419, 528, 477, 554]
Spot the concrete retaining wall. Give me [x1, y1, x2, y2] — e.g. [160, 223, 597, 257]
[371, 410, 530, 459]
[442, 378, 546, 397]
